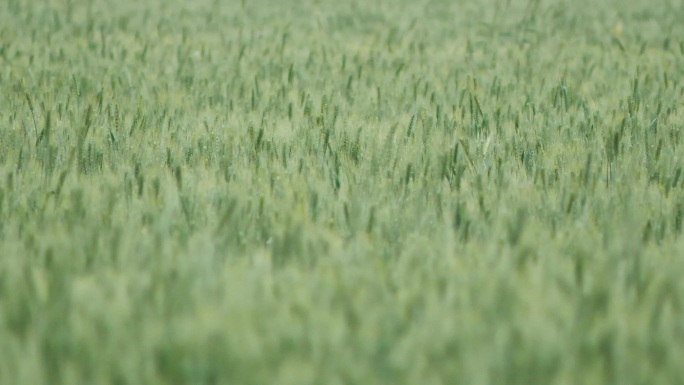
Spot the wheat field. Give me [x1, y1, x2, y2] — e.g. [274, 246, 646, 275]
[1, 0, 684, 384]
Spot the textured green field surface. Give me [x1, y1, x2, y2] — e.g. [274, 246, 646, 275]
[1, 0, 684, 384]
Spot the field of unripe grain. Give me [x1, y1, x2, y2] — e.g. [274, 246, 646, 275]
[1, 0, 684, 384]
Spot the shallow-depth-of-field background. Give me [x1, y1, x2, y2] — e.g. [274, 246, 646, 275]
[1, 0, 684, 384]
